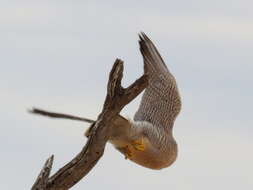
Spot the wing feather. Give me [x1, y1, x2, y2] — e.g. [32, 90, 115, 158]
[134, 33, 181, 130]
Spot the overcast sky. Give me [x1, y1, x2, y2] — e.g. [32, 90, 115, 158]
[1, 1, 253, 189]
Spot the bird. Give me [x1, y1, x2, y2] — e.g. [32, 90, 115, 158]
[85, 33, 182, 169]
[30, 33, 182, 170]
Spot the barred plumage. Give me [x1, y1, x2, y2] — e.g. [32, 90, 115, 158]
[134, 33, 181, 130]
[110, 33, 182, 169]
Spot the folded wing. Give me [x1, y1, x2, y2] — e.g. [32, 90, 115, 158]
[134, 33, 181, 130]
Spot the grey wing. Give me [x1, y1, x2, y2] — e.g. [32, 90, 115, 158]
[134, 33, 181, 130]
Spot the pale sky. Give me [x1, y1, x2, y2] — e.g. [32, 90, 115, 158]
[1, 1, 253, 189]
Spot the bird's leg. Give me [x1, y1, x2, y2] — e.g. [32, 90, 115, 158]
[127, 122, 146, 152]
[85, 114, 129, 138]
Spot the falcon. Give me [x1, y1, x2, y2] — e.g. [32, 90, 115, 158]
[31, 33, 182, 170]
[87, 33, 182, 169]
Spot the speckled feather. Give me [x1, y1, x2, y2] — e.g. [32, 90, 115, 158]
[134, 33, 181, 131]
[109, 33, 182, 169]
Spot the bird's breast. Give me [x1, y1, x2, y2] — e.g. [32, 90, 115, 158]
[110, 137, 177, 170]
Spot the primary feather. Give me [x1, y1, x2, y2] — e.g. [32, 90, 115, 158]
[110, 33, 182, 169]
[134, 33, 181, 131]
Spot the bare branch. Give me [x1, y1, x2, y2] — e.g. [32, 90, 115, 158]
[121, 74, 149, 106]
[29, 108, 94, 124]
[107, 58, 124, 98]
[31, 58, 148, 190]
[31, 155, 54, 190]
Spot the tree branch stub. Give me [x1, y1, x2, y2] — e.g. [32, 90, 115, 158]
[31, 59, 148, 190]
[31, 155, 54, 190]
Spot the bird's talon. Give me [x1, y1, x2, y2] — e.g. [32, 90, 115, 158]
[124, 145, 132, 159]
[132, 138, 145, 151]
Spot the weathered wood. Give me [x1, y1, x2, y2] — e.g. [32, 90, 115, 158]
[31, 59, 148, 190]
[31, 155, 54, 190]
[29, 108, 95, 123]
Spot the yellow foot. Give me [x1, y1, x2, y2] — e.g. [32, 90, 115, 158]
[131, 138, 145, 151]
[118, 145, 132, 159]
[124, 145, 133, 159]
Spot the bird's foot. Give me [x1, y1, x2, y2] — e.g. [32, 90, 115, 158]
[123, 145, 132, 159]
[118, 138, 145, 159]
[116, 145, 133, 159]
[131, 138, 145, 151]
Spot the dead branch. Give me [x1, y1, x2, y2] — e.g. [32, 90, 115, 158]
[31, 59, 148, 190]
[29, 108, 94, 123]
[31, 155, 54, 190]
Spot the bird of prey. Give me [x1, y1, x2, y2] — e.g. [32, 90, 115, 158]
[31, 33, 181, 170]
[99, 33, 182, 169]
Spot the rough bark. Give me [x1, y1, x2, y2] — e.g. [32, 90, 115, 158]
[31, 155, 54, 190]
[31, 59, 148, 190]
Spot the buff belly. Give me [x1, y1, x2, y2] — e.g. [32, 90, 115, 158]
[110, 137, 177, 170]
